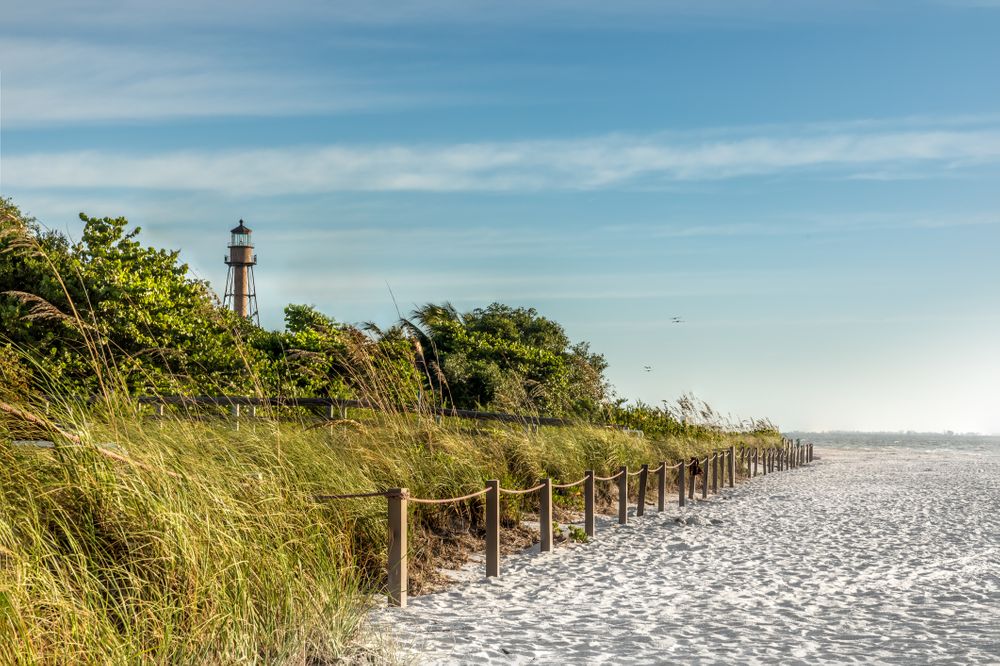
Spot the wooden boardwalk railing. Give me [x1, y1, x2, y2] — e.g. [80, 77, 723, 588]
[320, 437, 814, 607]
[127, 395, 642, 434]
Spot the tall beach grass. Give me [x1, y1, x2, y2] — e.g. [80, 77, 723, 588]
[0, 396, 777, 664]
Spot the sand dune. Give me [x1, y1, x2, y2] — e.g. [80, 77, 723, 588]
[373, 447, 1000, 664]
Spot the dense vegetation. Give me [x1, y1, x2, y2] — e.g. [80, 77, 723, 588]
[0, 199, 617, 420]
[0, 198, 779, 663]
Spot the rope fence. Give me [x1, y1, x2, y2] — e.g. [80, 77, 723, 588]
[318, 436, 814, 607]
[408, 488, 492, 504]
[499, 483, 547, 496]
[551, 477, 587, 489]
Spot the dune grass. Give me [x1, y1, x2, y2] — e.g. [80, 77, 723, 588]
[0, 397, 778, 664]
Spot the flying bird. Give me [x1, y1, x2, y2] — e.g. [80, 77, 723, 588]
[643, 365, 652, 372]
[671, 316, 684, 324]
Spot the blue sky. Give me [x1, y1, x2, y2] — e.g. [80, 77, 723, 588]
[2, 0, 999, 433]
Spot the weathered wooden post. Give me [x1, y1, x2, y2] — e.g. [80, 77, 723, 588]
[584, 470, 596, 537]
[753, 448, 759, 477]
[618, 466, 628, 525]
[688, 460, 696, 500]
[636, 464, 649, 517]
[387, 488, 408, 607]
[728, 446, 736, 488]
[657, 461, 667, 512]
[762, 448, 768, 476]
[712, 453, 719, 493]
[701, 458, 709, 499]
[540, 478, 553, 553]
[678, 461, 686, 508]
[486, 479, 500, 577]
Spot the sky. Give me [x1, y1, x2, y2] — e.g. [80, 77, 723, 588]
[2, 0, 999, 434]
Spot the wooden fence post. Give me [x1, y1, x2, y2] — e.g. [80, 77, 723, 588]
[688, 461, 696, 500]
[728, 446, 736, 488]
[712, 453, 719, 493]
[636, 464, 648, 517]
[584, 470, 596, 537]
[753, 448, 758, 477]
[657, 461, 666, 512]
[486, 479, 500, 577]
[701, 458, 709, 499]
[618, 466, 628, 525]
[387, 488, 408, 607]
[678, 462, 686, 508]
[540, 478, 553, 553]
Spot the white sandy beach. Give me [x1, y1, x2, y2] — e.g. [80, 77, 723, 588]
[373, 447, 1000, 664]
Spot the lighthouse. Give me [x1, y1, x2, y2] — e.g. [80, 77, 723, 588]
[223, 220, 259, 325]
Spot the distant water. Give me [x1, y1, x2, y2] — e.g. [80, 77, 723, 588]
[787, 431, 1000, 456]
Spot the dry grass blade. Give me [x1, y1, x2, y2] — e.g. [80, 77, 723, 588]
[2, 290, 88, 327]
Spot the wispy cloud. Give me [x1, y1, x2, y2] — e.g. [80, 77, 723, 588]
[0, 0, 912, 32]
[6, 126, 1000, 194]
[0, 37, 423, 127]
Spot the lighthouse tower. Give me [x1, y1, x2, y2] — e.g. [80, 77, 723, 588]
[223, 220, 259, 325]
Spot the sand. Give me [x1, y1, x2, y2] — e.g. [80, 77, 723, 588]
[372, 447, 1000, 664]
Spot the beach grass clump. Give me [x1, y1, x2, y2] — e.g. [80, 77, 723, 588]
[0, 405, 370, 664]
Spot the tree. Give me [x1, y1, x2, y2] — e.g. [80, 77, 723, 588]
[400, 302, 609, 417]
[0, 201, 266, 395]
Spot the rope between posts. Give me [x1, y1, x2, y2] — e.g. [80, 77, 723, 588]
[650, 463, 665, 473]
[664, 462, 683, 470]
[315, 490, 389, 500]
[627, 468, 644, 477]
[499, 483, 546, 495]
[552, 477, 587, 489]
[593, 471, 623, 481]
[409, 488, 492, 504]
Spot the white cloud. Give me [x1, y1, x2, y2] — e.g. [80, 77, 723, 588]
[0, 37, 417, 127]
[0, 0, 899, 32]
[6, 127, 1000, 194]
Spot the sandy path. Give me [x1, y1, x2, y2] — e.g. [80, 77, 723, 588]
[373, 448, 1000, 664]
